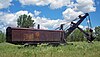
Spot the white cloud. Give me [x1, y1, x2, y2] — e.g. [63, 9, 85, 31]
[0, 10, 67, 32]
[49, 0, 71, 9]
[18, 0, 37, 5]
[75, 0, 96, 13]
[0, 0, 12, 9]
[19, 0, 71, 9]
[15, 10, 33, 17]
[0, 11, 34, 32]
[62, 0, 96, 22]
[0, 13, 16, 33]
[18, 0, 96, 12]
[36, 0, 50, 6]
[0, 13, 16, 27]
[34, 10, 41, 16]
[33, 17, 67, 29]
[62, 8, 83, 22]
[19, 0, 50, 6]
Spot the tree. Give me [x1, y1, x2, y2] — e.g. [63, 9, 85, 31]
[67, 29, 85, 42]
[17, 14, 35, 28]
[0, 31, 5, 43]
[95, 26, 100, 41]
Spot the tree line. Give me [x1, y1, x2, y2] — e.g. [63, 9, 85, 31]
[0, 14, 100, 42]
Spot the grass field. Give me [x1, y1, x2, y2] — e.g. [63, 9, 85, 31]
[0, 42, 100, 57]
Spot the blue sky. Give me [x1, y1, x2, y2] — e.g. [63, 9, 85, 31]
[0, 0, 100, 31]
[90, 0, 100, 27]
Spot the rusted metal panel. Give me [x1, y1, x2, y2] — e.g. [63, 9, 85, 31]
[12, 30, 22, 41]
[8, 27, 64, 42]
[12, 30, 34, 41]
[35, 30, 62, 41]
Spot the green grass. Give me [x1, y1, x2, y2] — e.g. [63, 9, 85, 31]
[0, 42, 100, 57]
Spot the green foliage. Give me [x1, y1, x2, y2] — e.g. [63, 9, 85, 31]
[0, 31, 6, 43]
[0, 42, 100, 57]
[67, 29, 85, 42]
[95, 26, 100, 41]
[17, 14, 35, 28]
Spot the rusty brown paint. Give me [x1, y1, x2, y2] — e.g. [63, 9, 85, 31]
[35, 32, 40, 38]
[23, 33, 33, 41]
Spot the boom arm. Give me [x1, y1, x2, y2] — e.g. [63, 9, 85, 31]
[64, 13, 89, 38]
[77, 27, 95, 42]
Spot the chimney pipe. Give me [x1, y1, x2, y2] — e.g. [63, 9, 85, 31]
[37, 24, 40, 29]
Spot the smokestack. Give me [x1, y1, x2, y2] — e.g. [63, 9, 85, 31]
[60, 24, 65, 30]
[37, 24, 40, 29]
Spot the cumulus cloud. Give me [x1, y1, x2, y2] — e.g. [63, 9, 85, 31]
[0, 11, 34, 32]
[34, 10, 41, 16]
[19, 0, 71, 9]
[33, 17, 67, 29]
[0, 13, 15, 27]
[0, 10, 67, 32]
[62, 8, 83, 22]
[0, 13, 16, 32]
[75, 0, 96, 13]
[18, 0, 96, 11]
[19, 0, 50, 6]
[49, 0, 71, 9]
[0, 0, 12, 9]
[62, 0, 96, 21]
[15, 10, 33, 17]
